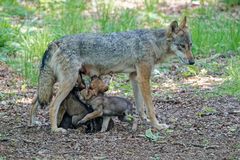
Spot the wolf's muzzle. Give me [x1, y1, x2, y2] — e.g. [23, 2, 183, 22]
[188, 59, 195, 65]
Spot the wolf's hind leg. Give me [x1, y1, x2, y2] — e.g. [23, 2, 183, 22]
[49, 73, 78, 132]
[29, 95, 41, 126]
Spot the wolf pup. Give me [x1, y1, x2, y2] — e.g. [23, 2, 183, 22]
[59, 76, 109, 127]
[59, 76, 114, 132]
[30, 16, 194, 132]
[57, 87, 114, 133]
[77, 76, 134, 132]
[58, 88, 115, 133]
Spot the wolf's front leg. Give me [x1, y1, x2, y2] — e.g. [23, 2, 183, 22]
[136, 63, 169, 130]
[129, 72, 147, 121]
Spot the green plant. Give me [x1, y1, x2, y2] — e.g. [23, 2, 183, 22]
[0, 0, 33, 17]
[144, 0, 159, 13]
[0, 19, 19, 57]
[96, 0, 115, 32]
[181, 65, 200, 77]
[222, 0, 240, 6]
[216, 55, 240, 97]
[6, 30, 54, 85]
[190, 7, 240, 56]
[145, 128, 161, 142]
[235, 143, 240, 149]
[196, 106, 217, 117]
[109, 74, 132, 96]
[46, 0, 91, 38]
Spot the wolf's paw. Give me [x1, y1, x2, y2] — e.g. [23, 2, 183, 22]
[51, 127, 67, 133]
[140, 113, 148, 121]
[153, 123, 169, 130]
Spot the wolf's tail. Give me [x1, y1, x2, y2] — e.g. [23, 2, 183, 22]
[37, 42, 58, 106]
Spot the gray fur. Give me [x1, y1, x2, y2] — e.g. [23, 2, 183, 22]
[51, 29, 169, 75]
[31, 18, 194, 132]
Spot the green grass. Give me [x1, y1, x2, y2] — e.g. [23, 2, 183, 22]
[45, 0, 92, 38]
[0, 19, 20, 57]
[0, 0, 33, 18]
[222, 0, 240, 6]
[189, 7, 240, 55]
[216, 55, 240, 97]
[18, 31, 53, 84]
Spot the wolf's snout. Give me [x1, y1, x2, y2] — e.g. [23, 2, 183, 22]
[188, 59, 195, 65]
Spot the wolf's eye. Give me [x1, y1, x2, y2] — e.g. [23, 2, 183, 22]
[189, 43, 192, 47]
[180, 44, 185, 48]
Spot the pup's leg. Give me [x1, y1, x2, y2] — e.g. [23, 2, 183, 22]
[72, 114, 85, 127]
[100, 116, 111, 132]
[49, 75, 78, 132]
[77, 110, 103, 125]
[136, 63, 169, 130]
[129, 72, 147, 120]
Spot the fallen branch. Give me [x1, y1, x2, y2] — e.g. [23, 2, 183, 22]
[190, 143, 219, 149]
[228, 110, 240, 115]
[172, 141, 187, 148]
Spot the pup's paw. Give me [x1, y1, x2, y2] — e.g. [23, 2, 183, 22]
[51, 127, 67, 133]
[77, 120, 85, 126]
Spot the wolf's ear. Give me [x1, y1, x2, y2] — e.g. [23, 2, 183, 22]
[180, 16, 187, 28]
[167, 20, 178, 37]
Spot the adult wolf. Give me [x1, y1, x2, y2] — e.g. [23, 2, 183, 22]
[29, 16, 194, 132]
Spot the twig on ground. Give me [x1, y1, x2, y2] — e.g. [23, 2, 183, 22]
[22, 138, 39, 144]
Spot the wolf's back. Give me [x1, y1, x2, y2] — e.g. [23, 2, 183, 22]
[37, 42, 58, 106]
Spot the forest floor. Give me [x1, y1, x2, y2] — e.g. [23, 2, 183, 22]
[1, 54, 240, 159]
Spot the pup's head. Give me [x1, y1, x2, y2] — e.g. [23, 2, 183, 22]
[118, 106, 134, 123]
[90, 76, 109, 93]
[167, 16, 195, 65]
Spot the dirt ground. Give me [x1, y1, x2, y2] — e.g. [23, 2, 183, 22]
[0, 60, 240, 160]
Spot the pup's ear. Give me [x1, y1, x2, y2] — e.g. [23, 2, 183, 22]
[180, 16, 187, 29]
[167, 20, 178, 37]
